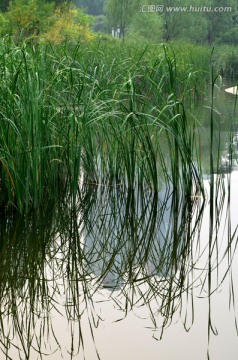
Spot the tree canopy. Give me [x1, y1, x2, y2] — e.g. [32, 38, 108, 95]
[104, 0, 238, 44]
[0, 0, 9, 12]
[0, 0, 94, 43]
[75, 0, 104, 15]
[0, 0, 237, 44]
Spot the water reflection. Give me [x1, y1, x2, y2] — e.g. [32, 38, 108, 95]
[82, 185, 202, 289]
[218, 130, 238, 174]
[0, 177, 237, 359]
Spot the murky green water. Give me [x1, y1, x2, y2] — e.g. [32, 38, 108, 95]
[1, 84, 238, 360]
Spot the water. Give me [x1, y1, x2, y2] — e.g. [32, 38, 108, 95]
[1, 85, 238, 359]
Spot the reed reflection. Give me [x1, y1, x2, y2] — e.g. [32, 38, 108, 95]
[0, 182, 221, 359]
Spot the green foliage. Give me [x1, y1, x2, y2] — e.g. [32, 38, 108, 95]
[214, 45, 238, 78]
[161, 0, 236, 44]
[205, 0, 236, 44]
[130, 5, 163, 43]
[216, 25, 238, 45]
[3, 0, 55, 41]
[75, 0, 104, 15]
[0, 0, 9, 12]
[43, 6, 95, 44]
[2, 0, 236, 44]
[92, 14, 108, 32]
[168, 12, 208, 43]
[102, 0, 237, 44]
[0, 0, 95, 43]
[104, 0, 139, 37]
[45, 0, 72, 6]
[0, 12, 9, 35]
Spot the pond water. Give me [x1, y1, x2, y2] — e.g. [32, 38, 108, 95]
[1, 83, 238, 360]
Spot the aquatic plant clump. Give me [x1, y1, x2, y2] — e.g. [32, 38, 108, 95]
[0, 37, 238, 360]
[0, 38, 209, 213]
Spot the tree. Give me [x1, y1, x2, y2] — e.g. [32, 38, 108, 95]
[104, 0, 139, 37]
[75, 0, 104, 16]
[0, 0, 10, 12]
[45, 0, 72, 7]
[6, 0, 55, 40]
[159, 0, 237, 44]
[1, 0, 94, 44]
[205, 0, 237, 44]
[92, 15, 108, 32]
[130, 8, 163, 43]
[43, 6, 94, 44]
[160, 0, 208, 42]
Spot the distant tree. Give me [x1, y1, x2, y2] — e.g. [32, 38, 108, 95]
[217, 26, 238, 45]
[104, 0, 139, 37]
[0, 0, 10, 12]
[1, 0, 94, 43]
[130, 8, 163, 43]
[92, 15, 108, 32]
[160, 0, 207, 42]
[43, 6, 94, 44]
[160, 0, 236, 44]
[6, 0, 54, 40]
[205, 0, 236, 44]
[75, 0, 104, 16]
[45, 0, 71, 7]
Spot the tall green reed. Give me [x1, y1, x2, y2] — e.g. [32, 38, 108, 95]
[0, 37, 210, 212]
